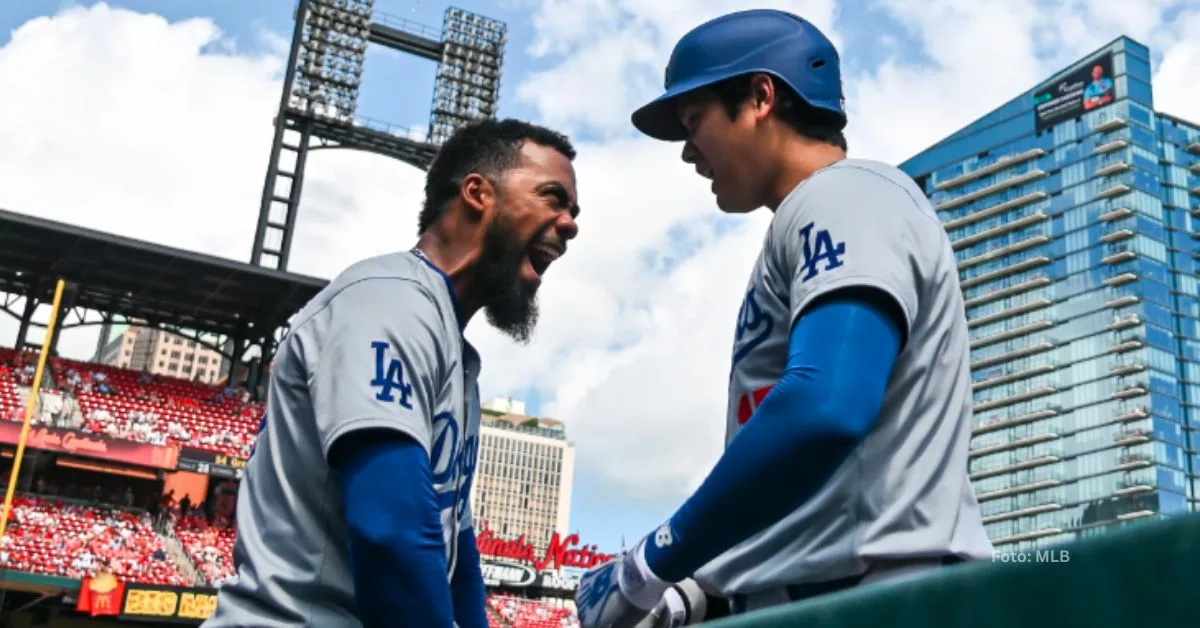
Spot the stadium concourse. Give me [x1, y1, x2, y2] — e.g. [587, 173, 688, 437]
[0, 210, 585, 627]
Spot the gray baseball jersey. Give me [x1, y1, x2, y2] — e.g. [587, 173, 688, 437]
[693, 159, 993, 596]
[205, 251, 481, 627]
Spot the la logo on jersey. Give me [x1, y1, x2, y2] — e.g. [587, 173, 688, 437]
[370, 340, 413, 409]
[797, 221, 845, 282]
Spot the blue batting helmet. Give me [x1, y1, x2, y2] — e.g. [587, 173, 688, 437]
[631, 9, 845, 141]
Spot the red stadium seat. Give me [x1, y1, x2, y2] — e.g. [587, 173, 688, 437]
[0, 347, 37, 421]
[0, 348, 264, 461]
[486, 593, 579, 628]
[173, 513, 237, 586]
[51, 357, 263, 460]
[0, 496, 187, 586]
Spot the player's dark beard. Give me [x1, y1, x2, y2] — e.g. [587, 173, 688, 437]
[476, 213, 539, 344]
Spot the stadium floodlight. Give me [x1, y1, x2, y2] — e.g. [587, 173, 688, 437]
[428, 6, 507, 145]
[254, 1, 511, 271]
[288, 0, 375, 125]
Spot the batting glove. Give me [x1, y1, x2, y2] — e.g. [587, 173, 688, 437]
[632, 580, 708, 628]
[575, 538, 671, 628]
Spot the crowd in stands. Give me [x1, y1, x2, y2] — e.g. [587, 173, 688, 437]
[0, 364, 22, 421]
[0, 347, 38, 388]
[488, 594, 579, 628]
[58, 358, 263, 460]
[0, 494, 187, 585]
[164, 489, 239, 587]
[0, 347, 264, 460]
[0, 347, 34, 421]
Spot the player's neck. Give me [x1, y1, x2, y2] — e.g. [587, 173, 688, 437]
[413, 227, 485, 323]
[766, 141, 847, 211]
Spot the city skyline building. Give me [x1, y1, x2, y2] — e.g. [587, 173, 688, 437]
[99, 326, 228, 385]
[899, 36, 1200, 551]
[471, 397, 577, 563]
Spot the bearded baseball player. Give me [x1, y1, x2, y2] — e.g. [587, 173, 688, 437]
[575, 10, 994, 627]
[205, 118, 580, 628]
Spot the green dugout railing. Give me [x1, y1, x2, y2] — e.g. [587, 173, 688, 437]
[708, 512, 1197, 627]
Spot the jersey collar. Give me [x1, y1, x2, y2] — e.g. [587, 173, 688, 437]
[411, 248, 466, 332]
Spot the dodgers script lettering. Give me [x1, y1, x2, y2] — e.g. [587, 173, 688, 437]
[732, 286, 773, 368]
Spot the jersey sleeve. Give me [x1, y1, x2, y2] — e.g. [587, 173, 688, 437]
[303, 277, 450, 462]
[772, 166, 924, 336]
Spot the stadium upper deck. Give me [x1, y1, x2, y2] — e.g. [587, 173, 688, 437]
[0, 207, 326, 384]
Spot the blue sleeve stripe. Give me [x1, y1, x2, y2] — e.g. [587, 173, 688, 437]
[643, 291, 903, 581]
[336, 431, 456, 627]
[450, 527, 489, 628]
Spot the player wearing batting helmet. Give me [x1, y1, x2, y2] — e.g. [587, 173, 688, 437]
[574, 10, 993, 627]
[205, 119, 580, 628]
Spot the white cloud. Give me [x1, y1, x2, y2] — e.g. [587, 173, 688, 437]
[1, 0, 1199, 523]
[1148, 4, 1200, 121]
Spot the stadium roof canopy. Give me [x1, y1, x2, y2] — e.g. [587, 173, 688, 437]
[0, 207, 328, 340]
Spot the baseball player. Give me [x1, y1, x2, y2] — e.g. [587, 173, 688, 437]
[575, 10, 994, 627]
[205, 118, 580, 628]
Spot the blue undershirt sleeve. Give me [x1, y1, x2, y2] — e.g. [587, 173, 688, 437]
[643, 289, 904, 581]
[333, 430, 455, 628]
[450, 526, 490, 628]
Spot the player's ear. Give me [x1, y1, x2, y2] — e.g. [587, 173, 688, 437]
[460, 173, 497, 220]
[749, 74, 775, 122]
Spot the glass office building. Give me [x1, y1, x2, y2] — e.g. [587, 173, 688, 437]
[899, 36, 1200, 551]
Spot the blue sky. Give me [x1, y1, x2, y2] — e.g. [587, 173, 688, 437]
[2, 0, 1198, 559]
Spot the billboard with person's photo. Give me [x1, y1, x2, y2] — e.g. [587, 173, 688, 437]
[1033, 51, 1115, 132]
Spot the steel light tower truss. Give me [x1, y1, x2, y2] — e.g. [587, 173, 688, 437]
[251, 1, 508, 271]
[429, 8, 506, 145]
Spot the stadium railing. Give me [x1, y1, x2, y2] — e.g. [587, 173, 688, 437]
[706, 512, 1196, 627]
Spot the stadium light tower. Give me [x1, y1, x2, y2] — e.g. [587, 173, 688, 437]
[251, 1, 508, 271]
[429, 8, 505, 145]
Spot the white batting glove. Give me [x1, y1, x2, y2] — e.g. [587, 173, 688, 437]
[575, 538, 671, 628]
[634, 579, 709, 628]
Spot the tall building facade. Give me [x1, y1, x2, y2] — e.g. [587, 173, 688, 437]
[471, 397, 576, 559]
[899, 36, 1200, 552]
[100, 327, 227, 385]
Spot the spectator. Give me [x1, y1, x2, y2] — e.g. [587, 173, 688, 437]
[0, 496, 186, 586]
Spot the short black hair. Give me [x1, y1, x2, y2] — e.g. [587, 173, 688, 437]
[708, 73, 847, 151]
[419, 118, 577, 234]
